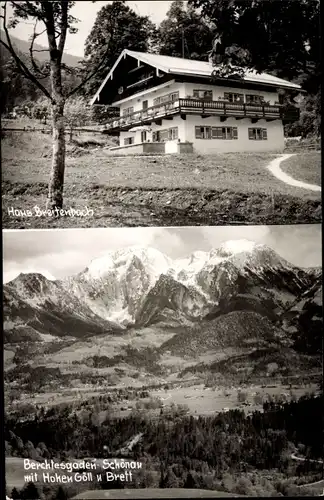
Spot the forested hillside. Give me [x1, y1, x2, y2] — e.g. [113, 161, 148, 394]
[5, 395, 323, 498]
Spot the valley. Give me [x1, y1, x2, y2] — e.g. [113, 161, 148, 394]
[4, 240, 323, 498]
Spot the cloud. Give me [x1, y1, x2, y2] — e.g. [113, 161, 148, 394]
[3, 225, 321, 283]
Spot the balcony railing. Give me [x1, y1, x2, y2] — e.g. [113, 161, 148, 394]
[102, 98, 286, 132]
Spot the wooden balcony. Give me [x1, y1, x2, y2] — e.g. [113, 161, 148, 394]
[102, 98, 291, 133]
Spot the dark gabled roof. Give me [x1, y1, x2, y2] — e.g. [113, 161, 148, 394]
[91, 49, 302, 105]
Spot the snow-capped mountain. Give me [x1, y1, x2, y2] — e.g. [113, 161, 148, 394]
[63, 246, 171, 325]
[3, 241, 321, 342]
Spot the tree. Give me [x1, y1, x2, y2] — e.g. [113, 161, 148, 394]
[23, 440, 38, 459]
[0, 1, 117, 210]
[160, 467, 179, 488]
[234, 477, 254, 495]
[82, 1, 157, 97]
[189, 0, 320, 135]
[21, 481, 39, 500]
[90, 105, 119, 125]
[184, 472, 198, 488]
[157, 1, 215, 60]
[33, 98, 50, 124]
[189, 0, 320, 84]
[54, 486, 68, 500]
[64, 97, 91, 141]
[11, 487, 21, 500]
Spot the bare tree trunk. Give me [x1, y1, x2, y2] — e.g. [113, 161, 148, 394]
[47, 99, 65, 210]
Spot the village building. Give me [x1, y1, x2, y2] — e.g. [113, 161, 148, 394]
[91, 49, 301, 155]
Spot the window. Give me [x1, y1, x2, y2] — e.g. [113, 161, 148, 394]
[246, 94, 263, 104]
[195, 126, 238, 140]
[142, 100, 148, 110]
[141, 131, 147, 142]
[193, 89, 213, 100]
[153, 91, 179, 106]
[124, 137, 134, 145]
[122, 106, 134, 116]
[248, 128, 268, 140]
[153, 129, 168, 142]
[168, 127, 178, 140]
[195, 126, 211, 139]
[170, 92, 180, 102]
[153, 127, 178, 142]
[224, 92, 244, 103]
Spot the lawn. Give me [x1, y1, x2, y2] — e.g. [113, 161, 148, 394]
[5, 457, 76, 488]
[1, 131, 321, 228]
[280, 152, 322, 186]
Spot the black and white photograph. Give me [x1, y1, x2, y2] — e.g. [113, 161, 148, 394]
[3, 225, 323, 499]
[1, 1, 322, 500]
[1, 0, 321, 229]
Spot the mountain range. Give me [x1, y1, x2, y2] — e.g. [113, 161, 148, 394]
[1, 33, 82, 67]
[4, 241, 322, 354]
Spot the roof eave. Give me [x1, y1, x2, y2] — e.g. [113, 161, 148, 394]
[90, 50, 173, 106]
[90, 49, 130, 106]
[171, 70, 302, 91]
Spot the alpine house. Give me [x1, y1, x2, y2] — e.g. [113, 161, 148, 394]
[91, 49, 302, 155]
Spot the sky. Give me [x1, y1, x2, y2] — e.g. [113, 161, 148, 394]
[5, 1, 173, 57]
[3, 224, 322, 283]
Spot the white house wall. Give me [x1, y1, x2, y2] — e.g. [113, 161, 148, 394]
[184, 116, 285, 153]
[119, 81, 279, 116]
[119, 115, 186, 147]
[183, 82, 279, 105]
[150, 116, 187, 142]
[119, 82, 185, 116]
[119, 116, 284, 152]
[117, 81, 284, 152]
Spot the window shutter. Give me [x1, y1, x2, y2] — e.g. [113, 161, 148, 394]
[262, 129, 268, 140]
[233, 127, 238, 139]
[248, 128, 254, 140]
[174, 127, 178, 139]
[195, 126, 202, 139]
[216, 128, 222, 139]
